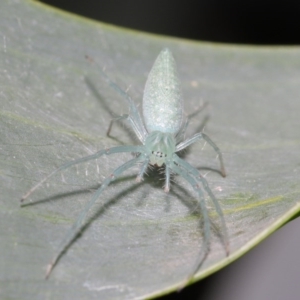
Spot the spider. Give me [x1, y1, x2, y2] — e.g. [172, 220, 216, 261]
[21, 48, 228, 282]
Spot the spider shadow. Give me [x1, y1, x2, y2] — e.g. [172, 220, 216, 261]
[20, 185, 100, 208]
[22, 166, 226, 276]
[172, 180, 226, 242]
[177, 147, 225, 179]
[80, 176, 142, 230]
[139, 168, 228, 272]
[47, 174, 165, 272]
[134, 166, 168, 208]
[178, 109, 225, 178]
[21, 174, 141, 272]
[77, 176, 221, 271]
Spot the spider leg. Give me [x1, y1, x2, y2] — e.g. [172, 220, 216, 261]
[136, 158, 150, 182]
[176, 132, 226, 177]
[107, 113, 146, 143]
[174, 155, 229, 255]
[86, 55, 147, 141]
[45, 154, 146, 279]
[168, 161, 211, 284]
[20, 145, 144, 202]
[98, 67, 147, 142]
[164, 166, 171, 192]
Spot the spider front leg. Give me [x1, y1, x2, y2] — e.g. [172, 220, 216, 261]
[136, 158, 150, 182]
[174, 155, 229, 255]
[164, 166, 171, 193]
[45, 154, 147, 278]
[168, 161, 211, 283]
[176, 132, 226, 177]
[20, 145, 144, 202]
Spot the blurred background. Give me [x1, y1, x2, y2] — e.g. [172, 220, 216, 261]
[40, 0, 300, 44]
[39, 1, 300, 299]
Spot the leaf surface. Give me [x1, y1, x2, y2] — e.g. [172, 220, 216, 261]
[1, 1, 300, 299]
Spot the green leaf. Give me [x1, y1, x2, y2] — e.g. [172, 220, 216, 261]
[1, 0, 300, 299]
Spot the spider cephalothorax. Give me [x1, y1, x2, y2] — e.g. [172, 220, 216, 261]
[145, 131, 176, 167]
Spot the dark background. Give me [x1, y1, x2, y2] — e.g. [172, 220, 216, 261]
[41, 0, 300, 44]
[39, 1, 300, 299]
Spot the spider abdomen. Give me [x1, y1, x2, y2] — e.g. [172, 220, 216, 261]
[143, 48, 183, 134]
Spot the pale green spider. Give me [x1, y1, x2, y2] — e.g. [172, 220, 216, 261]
[21, 48, 228, 282]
